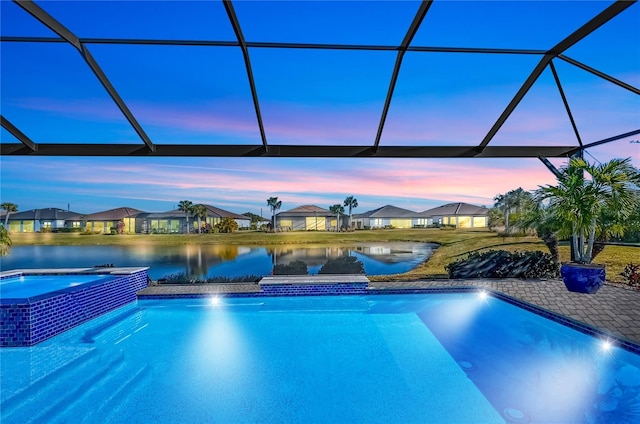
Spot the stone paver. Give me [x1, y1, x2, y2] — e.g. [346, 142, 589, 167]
[138, 278, 640, 346]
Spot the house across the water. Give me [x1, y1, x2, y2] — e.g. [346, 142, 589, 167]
[421, 202, 489, 228]
[276, 205, 344, 231]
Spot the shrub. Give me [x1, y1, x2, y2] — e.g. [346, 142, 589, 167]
[273, 260, 308, 275]
[445, 250, 559, 279]
[53, 227, 82, 233]
[216, 217, 239, 233]
[157, 273, 261, 284]
[318, 256, 365, 274]
[620, 263, 640, 289]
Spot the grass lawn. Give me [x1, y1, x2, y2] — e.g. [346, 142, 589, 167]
[8, 229, 637, 283]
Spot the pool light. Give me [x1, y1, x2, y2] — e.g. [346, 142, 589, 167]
[478, 290, 488, 301]
[601, 339, 613, 352]
[209, 296, 222, 307]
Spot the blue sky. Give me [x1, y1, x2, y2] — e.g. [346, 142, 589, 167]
[1, 0, 638, 216]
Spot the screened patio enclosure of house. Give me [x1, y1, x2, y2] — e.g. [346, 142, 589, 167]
[0, 0, 638, 168]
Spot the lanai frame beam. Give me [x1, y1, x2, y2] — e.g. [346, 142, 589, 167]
[549, 60, 583, 147]
[0, 143, 580, 158]
[476, 0, 635, 154]
[13, 0, 156, 153]
[373, 0, 433, 152]
[222, 0, 269, 152]
[0, 115, 37, 152]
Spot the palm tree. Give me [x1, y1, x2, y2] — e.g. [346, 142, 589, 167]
[343, 196, 358, 229]
[267, 197, 282, 231]
[177, 200, 194, 234]
[1, 202, 18, 230]
[493, 194, 506, 229]
[497, 188, 535, 234]
[493, 193, 514, 234]
[191, 204, 208, 233]
[535, 157, 640, 264]
[493, 188, 532, 234]
[515, 199, 562, 263]
[329, 204, 344, 231]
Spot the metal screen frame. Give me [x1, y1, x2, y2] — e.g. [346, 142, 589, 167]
[1, 0, 638, 160]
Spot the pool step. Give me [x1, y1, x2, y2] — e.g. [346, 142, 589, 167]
[29, 354, 128, 424]
[44, 363, 151, 424]
[81, 306, 144, 343]
[0, 347, 98, 415]
[81, 365, 152, 423]
[1, 352, 125, 424]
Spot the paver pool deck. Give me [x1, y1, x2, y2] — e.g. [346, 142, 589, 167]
[138, 278, 640, 346]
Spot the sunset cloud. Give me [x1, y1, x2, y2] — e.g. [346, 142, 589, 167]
[0, 156, 561, 215]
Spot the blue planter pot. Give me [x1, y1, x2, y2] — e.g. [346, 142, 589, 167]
[560, 263, 606, 294]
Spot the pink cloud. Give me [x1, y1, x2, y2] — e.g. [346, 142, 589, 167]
[25, 157, 558, 212]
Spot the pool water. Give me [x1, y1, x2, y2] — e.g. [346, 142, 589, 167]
[1, 293, 639, 423]
[0, 274, 113, 300]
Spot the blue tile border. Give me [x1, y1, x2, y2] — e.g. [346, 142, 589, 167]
[261, 283, 368, 296]
[1, 270, 148, 347]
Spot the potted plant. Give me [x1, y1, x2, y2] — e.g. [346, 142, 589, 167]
[535, 157, 639, 293]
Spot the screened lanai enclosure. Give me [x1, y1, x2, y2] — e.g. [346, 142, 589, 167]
[0, 0, 638, 169]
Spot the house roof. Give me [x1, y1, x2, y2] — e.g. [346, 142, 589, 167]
[202, 205, 249, 220]
[141, 205, 249, 220]
[243, 213, 270, 222]
[278, 205, 333, 216]
[6, 207, 83, 221]
[138, 210, 187, 219]
[421, 202, 489, 217]
[84, 207, 145, 221]
[354, 205, 420, 219]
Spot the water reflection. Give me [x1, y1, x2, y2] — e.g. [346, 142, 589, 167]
[0, 242, 436, 279]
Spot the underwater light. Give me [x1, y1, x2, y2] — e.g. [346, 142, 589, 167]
[478, 290, 488, 301]
[209, 296, 222, 307]
[601, 340, 613, 352]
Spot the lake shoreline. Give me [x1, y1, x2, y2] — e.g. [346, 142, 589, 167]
[5, 230, 636, 283]
[0, 242, 437, 281]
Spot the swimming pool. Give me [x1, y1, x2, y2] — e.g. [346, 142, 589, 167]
[1, 292, 639, 423]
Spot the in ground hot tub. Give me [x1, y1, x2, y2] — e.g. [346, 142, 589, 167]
[0, 268, 148, 347]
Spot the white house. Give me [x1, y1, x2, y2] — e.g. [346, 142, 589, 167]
[421, 202, 489, 228]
